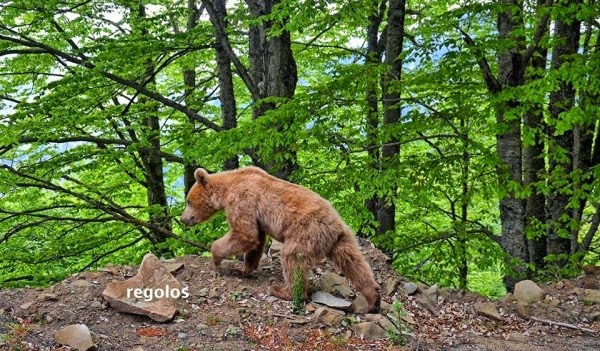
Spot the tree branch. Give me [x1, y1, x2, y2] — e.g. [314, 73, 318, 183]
[455, 26, 502, 93]
[0, 29, 223, 131]
[522, 0, 553, 63]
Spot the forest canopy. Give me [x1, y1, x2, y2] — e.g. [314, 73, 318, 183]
[1, 0, 599, 297]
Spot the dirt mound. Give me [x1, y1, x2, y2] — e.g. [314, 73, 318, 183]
[0, 241, 599, 351]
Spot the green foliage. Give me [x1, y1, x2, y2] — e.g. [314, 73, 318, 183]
[387, 300, 411, 346]
[292, 256, 305, 315]
[0, 0, 599, 299]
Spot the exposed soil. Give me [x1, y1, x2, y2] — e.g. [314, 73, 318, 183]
[0, 240, 599, 351]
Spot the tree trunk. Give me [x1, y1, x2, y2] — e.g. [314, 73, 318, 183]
[214, 0, 239, 171]
[546, 0, 581, 257]
[496, 0, 527, 289]
[183, 0, 199, 195]
[359, 0, 386, 238]
[245, 0, 298, 180]
[523, 0, 548, 269]
[377, 0, 405, 236]
[137, 5, 171, 245]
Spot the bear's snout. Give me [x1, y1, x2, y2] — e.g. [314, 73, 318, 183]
[180, 214, 195, 226]
[180, 205, 196, 226]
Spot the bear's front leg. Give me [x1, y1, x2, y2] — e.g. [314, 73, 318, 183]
[236, 229, 267, 278]
[210, 235, 230, 277]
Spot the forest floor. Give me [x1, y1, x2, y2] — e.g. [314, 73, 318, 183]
[0, 240, 599, 351]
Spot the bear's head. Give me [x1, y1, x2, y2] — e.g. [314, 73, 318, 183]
[180, 168, 219, 226]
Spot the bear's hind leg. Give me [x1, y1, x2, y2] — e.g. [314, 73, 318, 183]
[270, 244, 309, 301]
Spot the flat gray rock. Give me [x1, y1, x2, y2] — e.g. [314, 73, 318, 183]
[311, 291, 352, 310]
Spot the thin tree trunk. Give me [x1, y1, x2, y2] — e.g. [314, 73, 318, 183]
[546, 0, 581, 256]
[378, 0, 405, 236]
[359, 0, 386, 237]
[458, 116, 470, 290]
[523, 0, 548, 269]
[183, 0, 199, 195]
[214, 0, 239, 171]
[137, 4, 171, 245]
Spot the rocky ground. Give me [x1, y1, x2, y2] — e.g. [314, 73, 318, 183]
[0, 239, 599, 351]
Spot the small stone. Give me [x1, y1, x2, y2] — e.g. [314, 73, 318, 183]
[515, 302, 529, 318]
[20, 301, 34, 310]
[376, 315, 399, 333]
[90, 300, 104, 309]
[424, 284, 438, 301]
[438, 287, 453, 301]
[555, 281, 564, 289]
[163, 262, 184, 274]
[499, 292, 515, 303]
[311, 291, 352, 310]
[37, 293, 58, 301]
[400, 314, 417, 325]
[416, 282, 429, 293]
[380, 301, 391, 314]
[54, 324, 96, 351]
[506, 333, 528, 343]
[198, 288, 209, 298]
[209, 288, 219, 299]
[403, 282, 418, 295]
[71, 280, 93, 288]
[474, 302, 502, 321]
[177, 332, 188, 339]
[416, 294, 439, 316]
[582, 289, 600, 304]
[314, 307, 344, 326]
[385, 277, 400, 296]
[351, 295, 369, 314]
[514, 280, 545, 303]
[319, 272, 353, 298]
[544, 295, 559, 307]
[354, 321, 387, 340]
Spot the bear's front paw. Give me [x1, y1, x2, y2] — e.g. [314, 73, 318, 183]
[232, 268, 253, 278]
[212, 266, 224, 278]
[269, 285, 292, 301]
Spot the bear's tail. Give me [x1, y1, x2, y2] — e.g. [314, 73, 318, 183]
[328, 229, 381, 312]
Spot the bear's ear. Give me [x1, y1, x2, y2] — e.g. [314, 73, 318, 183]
[194, 168, 209, 185]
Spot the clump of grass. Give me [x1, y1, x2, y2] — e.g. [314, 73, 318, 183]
[292, 255, 305, 314]
[387, 300, 411, 346]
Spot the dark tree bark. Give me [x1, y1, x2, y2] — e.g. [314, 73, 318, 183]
[137, 5, 171, 245]
[245, 0, 299, 180]
[572, 21, 599, 254]
[214, 0, 239, 171]
[377, 0, 405, 236]
[546, 0, 581, 256]
[523, 0, 548, 269]
[495, 0, 528, 289]
[359, 0, 386, 238]
[183, 0, 200, 195]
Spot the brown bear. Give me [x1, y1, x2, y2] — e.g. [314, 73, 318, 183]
[181, 166, 381, 312]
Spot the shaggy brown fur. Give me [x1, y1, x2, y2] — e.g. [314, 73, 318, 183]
[181, 166, 381, 312]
